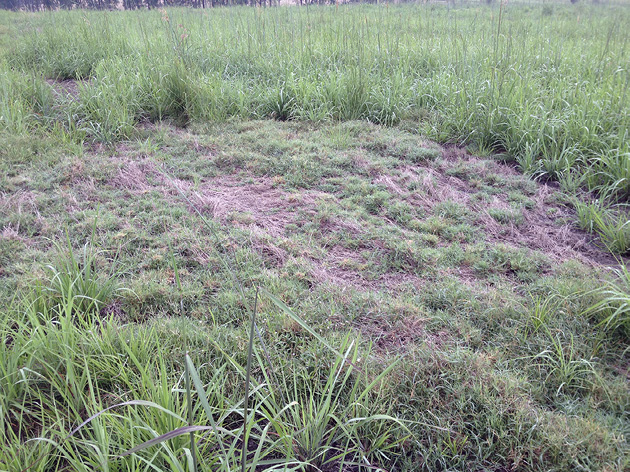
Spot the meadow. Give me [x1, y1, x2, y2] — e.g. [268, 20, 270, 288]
[3, 2, 630, 252]
[1, 2, 630, 471]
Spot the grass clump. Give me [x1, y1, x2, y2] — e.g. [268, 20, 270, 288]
[487, 207, 524, 226]
[33, 237, 124, 319]
[576, 198, 630, 256]
[531, 332, 597, 396]
[588, 263, 630, 336]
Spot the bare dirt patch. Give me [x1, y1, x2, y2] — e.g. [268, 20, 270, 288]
[192, 176, 302, 237]
[108, 158, 424, 291]
[354, 313, 450, 352]
[475, 188, 613, 266]
[110, 158, 156, 194]
[46, 78, 82, 99]
[0, 190, 47, 237]
[110, 158, 312, 234]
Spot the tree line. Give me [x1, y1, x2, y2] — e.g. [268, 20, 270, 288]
[0, 0, 350, 10]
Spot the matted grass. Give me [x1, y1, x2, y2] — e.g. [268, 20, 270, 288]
[1, 3, 630, 471]
[1, 3, 630, 196]
[1, 119, 629, 470]
[2, 2, 630, 254]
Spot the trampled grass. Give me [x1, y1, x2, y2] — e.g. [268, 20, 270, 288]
[1, 3, 630, 197]
[1, 3, 630, 471]
[1, 118, 629, 470]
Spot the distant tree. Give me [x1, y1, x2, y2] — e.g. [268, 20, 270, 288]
[0, 0, 293, 11]
[0, 0, 20, 9]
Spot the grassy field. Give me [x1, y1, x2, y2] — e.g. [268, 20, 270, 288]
[2, 2, 630, 253]
[1, 3, 630, 472]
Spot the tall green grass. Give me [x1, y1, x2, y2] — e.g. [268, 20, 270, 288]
[587, 262, 630, 335]
[2, 3, 629, 199]
[576, 198, 630, 254]
[0, 241, 406, 470]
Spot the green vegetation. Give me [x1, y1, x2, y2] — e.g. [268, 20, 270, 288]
[2, 118, 629, 471]
[2, 3, 629, 253]
[576, 195, 630, 255]
[588, 262, 630, 335]
[2, 4, 629, 194]
[1, 3, 629, 471]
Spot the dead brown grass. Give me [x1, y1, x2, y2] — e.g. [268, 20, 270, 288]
[103, 134, 615, 297]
